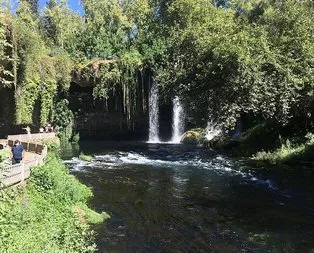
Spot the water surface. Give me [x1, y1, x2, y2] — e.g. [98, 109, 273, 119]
[62, 141, 314, 252]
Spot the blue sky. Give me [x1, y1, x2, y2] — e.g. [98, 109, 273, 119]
[39, 0, 84, 14]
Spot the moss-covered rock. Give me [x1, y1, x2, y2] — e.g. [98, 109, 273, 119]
[79, 152, 93, 162]
[181, 128, 205, 145]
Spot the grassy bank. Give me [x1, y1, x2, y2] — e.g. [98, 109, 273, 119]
[0, 142, 109, 252]
[207, 123, 314, 165]
[253, 136, 314, 165]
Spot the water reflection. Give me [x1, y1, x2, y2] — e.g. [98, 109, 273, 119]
[63, 141, 314, 252]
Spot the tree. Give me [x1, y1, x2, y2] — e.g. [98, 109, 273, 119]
[22, 0, 39, 15]
[0, 8, 13, 88]
[41, 0, 83, 53]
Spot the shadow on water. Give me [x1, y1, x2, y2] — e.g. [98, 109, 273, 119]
[62, 141, 314, 253]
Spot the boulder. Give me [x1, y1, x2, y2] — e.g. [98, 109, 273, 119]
[181, 128, 205, 145]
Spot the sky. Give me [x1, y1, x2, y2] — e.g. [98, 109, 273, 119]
[39, 0, 84, 14]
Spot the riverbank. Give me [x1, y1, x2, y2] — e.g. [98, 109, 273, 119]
[205, 123, 314, 166]
[0, 140, 109, 252]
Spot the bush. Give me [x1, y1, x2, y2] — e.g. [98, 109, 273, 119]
[52, 99, 75, 142]
[253, 133, 314, 164]
[0, 151, 109, 252]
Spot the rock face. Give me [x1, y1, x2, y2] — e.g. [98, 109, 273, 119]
[181, 128, 205, 145]
[75, 111, 148, 140]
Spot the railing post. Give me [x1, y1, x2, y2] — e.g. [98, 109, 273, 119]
[21, 162, 25, 183]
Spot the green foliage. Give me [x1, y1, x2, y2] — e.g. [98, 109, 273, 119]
[80, 0, 133, 59]
[76, 203, 110, 224]
[206, 123, 282, 156]
[30, 154, 92, 203]
[0, 149, 9, 160]
[0, 151, 108, 252]
[23, 0, 39, 15]
[42, 0, 83, 54]
[42, 138, 61, 154]
[12, 1, 57, 124]
[253, 133, 314, 164]
[2, 0, 314, 141]
[0, 149, 10, 168]
[52, 99, 74, 141]
[154, 0, 314, 129]
[0, 10, 13, 88]
[71, 132, 80, 143]
[91, 60, 121, 100]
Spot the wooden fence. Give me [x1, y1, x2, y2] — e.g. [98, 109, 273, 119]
[0, 138, 49, 189]
[7, 132, 56, 143]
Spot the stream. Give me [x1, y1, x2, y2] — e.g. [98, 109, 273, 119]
[62, 141, 314, 252]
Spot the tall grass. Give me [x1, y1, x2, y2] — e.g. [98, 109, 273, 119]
[253, 134, 314, 164]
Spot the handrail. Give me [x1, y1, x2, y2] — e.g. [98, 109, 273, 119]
[7, 133, 56, 142]
[0, 153, 46, 189]
[0, 134, 52, 189]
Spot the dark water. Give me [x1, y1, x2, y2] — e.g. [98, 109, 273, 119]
[62, 141, 314, 253]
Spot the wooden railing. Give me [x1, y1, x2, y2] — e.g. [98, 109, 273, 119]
[0, 136, 51, 188]
[0, 154, 45, 188]
[7, 132, 56, 142]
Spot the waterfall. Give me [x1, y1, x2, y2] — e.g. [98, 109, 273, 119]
[171, 96, 185, 143]
[148, 79, 160, 142]
[205, 121, 221, 141]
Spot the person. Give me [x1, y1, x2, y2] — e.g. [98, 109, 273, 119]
[39, 126, 44, 133]
[10, 140, 24, 164]
[47, 123, 53, 133]
[22, 126, 31, 135]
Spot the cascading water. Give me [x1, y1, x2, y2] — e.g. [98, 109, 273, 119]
[205, 121, 221, 141]
[171, 96, 185, 143]
[148, 79, 160, 142]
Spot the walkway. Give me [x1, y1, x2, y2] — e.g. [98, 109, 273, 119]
[0, 133, 56, 188]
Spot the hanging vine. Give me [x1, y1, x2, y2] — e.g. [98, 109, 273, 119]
[9, 1, 73, 125]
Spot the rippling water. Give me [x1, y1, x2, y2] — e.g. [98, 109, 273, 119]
[62, 141, 314, 252]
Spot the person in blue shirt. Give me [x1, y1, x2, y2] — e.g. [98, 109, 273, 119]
[10, 140, 24, 164]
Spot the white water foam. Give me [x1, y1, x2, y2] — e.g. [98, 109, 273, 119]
[205, 121, 221, 141]
[64, 151, 286, 195]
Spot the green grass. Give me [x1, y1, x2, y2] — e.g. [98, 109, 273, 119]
[252, 135, 314, 164]
[0, 148, 109, 252]
[207, 122, 314, 165]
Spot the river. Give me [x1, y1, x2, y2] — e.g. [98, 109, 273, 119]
[62, 141, 314, 252]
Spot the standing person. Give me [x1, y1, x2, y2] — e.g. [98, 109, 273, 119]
[10, 140, 24, 164]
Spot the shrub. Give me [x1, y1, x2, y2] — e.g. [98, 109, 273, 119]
[253, 133, 314, 164]
[0, 151, 109, 252]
